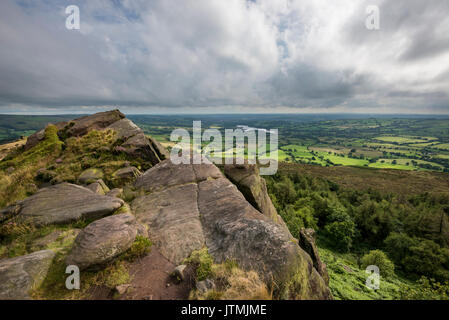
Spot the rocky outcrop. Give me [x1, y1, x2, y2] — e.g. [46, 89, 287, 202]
[2, 109, 332, 300]
[5, 183, 124, 226]
[133, 160, 331, 299]
[299, 228, 329, 285]
[224, 164, 287, 227]
[64, 109, 125, 137]
[66, 213, 139, 270]
[24, 121, 67, 151]
[106, 117, 168, 166]
[0, 250, 55, 299]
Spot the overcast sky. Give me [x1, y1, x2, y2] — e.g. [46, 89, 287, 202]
[0, 0, 448, 114]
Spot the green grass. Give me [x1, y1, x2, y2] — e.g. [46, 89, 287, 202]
[374, 136, 429, 144]
[434, 143, 449, 151]
[318, 246, 415, 300]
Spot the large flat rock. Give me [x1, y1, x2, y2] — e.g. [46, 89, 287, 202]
[132, 183, 204, 265]
[134, 160, 222, 192]
[132, 160, 331, 299]
[66, 213, 138, 270]
[0, 250, 55, 300]
[11, 183, 124, 226]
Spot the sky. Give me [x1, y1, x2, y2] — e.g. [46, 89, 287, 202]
[0, 0, 449, 114]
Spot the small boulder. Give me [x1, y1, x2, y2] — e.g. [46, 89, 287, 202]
[78, 168, 104, 184]
[87, 179, 110, 195]
[107, 188, 123, 198]
[115, 284, 131, 295]
[66, 213, 139, 270]
[172, 264, 187, 282]
[196, 279, 216, 294]
[107, 118, 142, 140]
[112, 167, 142, 185]
[0, 250, 55, 299]
[14, 183, 124, 226]
[299, 228, 329, 285]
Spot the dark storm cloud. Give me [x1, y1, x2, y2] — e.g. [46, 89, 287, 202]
[0, 0, 448, 113]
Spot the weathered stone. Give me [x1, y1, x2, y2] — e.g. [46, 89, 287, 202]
[63, 110, 125, 137]
[0, 250, 55, 299]
[132, 160, 330, 299]
[224, 164, 286, 227]
[121, 133, 163, 165]
[196, 279, 216, 294]
[87, 182, 105, 195]
[112, 166, 142, 185]
[299, 228, 329, 285]
[198, 177, 331, 299]
[136, 222, 148, 238]
[24, 129, 45, 151]
[107, 118, 143, 140]
[24, 122, 67, 151]
[148, 136, 169, 161]
[172, 264, 187, 282]
[107, 188, 123, 198]
[78, 168, 104, 184]
[115, 284, 131, 295]
[87, 179, 110, 195]
[0, 204, 21, 223]
[14, 183, 123, 226]
[134, 160, 222, 192]
[66, 213, 138, 270]
[132, 183, 205, 265]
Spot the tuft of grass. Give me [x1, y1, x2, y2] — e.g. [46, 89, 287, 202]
[122, 235, 152, 262]
[31, 254, 132, 300]
[184, 247, 214, 281]
[189, 258, 272, 300]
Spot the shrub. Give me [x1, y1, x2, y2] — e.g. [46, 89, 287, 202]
[401, 277, 449, 300]
[361, 250, 395, 278]
[184, 248, 214, 281]
[324, 220, 355, 252]
[123, 235, 152, 262]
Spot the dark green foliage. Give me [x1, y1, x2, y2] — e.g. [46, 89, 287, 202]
[265, 170, 449, 282]
[361, 250, 395, 278]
